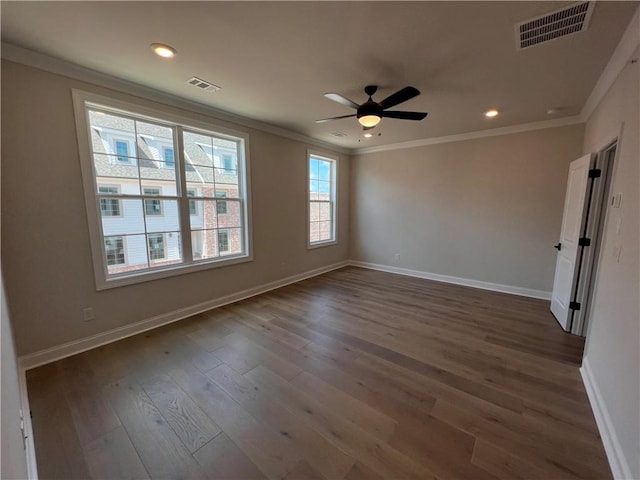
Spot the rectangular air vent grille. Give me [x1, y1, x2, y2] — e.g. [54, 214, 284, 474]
[516, 2, 593, 50]
[186, 77, 221, 92]
[330, 131, 347, 138]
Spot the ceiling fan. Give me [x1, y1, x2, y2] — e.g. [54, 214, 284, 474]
[316, 85, 428, 129]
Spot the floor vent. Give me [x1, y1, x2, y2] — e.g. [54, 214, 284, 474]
[186, 77, 221, 92]
[516, 2, 593, 50]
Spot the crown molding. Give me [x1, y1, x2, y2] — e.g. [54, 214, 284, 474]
[0, 42, 352, 156]
[580, 5, 640, 122]
[353, 115, 583, 155]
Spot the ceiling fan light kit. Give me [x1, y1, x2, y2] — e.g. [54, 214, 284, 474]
[317, 85, 428, 128]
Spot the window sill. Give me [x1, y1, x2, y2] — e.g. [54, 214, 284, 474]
[307, 240, 338, 250]
[96, 254, 253, 291]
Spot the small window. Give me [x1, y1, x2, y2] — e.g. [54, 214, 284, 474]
[216, 191, 227, 215]
[148, 233, 165, 260]
[187, 189, 197, 215]
[98, 185, 121, 217]
[308, 153, 337, 246]
[163, 147, 175, 168]
[218, 230, 229, 253]
[144, 187, 162, 216]
[105, 236, 125, 265]
[114, 140, 131, 163]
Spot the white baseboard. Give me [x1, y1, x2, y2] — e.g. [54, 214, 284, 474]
[18, 260, 349, 371]
[580, 358, 633, 480]
[349, 261, 552, 300]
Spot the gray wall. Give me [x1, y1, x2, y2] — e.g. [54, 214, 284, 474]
[1, 272, 29, 479]
[1, 61, 349, 355]
[582, 46, 639, 479]
[349, 125, 585, 293]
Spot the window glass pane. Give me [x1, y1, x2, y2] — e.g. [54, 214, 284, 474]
[93, 154, 141, 193]
[215, 168, 239, 186]
[318, 221, 332, 241]
[189, 200, 217, 230]
[191, 229, 218, 260]
[106, 233, 147, 275]
[220, 228, 243, 256]
[309, 180, 320, 201]
[140, 165, 177, 193]
[309, 222, 320, 243]
[309, 158, 319, 180]
[147, 232, 182, 266]
[144, 199, 180, 233]
[217, 200, 242, 228]
[319, 202, 332, 221]
[100, 198, 145, 235]
[215, 185, 239, 199]
[183, 131, 214, 167]
[309, 201, 320, 222]
[318, 159, 331, 181]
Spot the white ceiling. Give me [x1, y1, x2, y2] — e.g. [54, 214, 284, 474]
[1, 1, 637, 150]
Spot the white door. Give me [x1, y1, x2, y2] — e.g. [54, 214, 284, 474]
[550, 154, 594, 330]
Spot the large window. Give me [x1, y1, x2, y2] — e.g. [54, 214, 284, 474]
[73, 90, 251, 289]
[308, 152, 337, 246]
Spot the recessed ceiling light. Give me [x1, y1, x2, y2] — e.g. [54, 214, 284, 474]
[363, 133, 373, 138]
[151, 43, 177, 59]
[484, 109, 499, 118]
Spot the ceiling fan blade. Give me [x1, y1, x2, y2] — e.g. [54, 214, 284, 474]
[379, 86, 420, 110]
[324, 93, 360, 110]
[315, 114, 357, 123]
[381, 111, 428, 120]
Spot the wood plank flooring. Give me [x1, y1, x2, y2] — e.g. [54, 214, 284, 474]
[26, 266, 611, 479]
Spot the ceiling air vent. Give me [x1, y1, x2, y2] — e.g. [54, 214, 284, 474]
[330, 131, 347, 138]
[186, 77, 221, 93]
[516, 1, 593, 50]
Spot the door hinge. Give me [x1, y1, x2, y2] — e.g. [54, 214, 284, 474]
[578, 237, 591, 247]
[569, 301, 581, 311]
[589, 168, 602, 178]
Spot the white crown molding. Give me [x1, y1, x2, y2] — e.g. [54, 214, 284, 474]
[350, 261, 552, 300]
[580, 6, 640, 122]
[353, 116, 584, 155]
[0, 42, 352, 156]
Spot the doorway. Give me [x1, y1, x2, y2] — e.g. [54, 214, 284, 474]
[570, 141, 617, 336]
[550, 140, 617, 336]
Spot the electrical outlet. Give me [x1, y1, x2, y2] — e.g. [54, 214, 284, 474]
[394, 253, 401, 261]
[82, 307, 94, 322]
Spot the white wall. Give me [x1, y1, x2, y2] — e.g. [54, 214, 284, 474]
[350, 125, 585, 294]
[1, 60, 349, 356]
[581, 45, 639, 480]
[1, 272, 29, 479]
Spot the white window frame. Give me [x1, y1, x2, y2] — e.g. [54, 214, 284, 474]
[104, 235, 127, 266]
[73, 89, 253, 290]
[307, 150, 338, 248]
[98, 184, 122, 217]
[143, 186, 163, 217]
[110, 136, 136, 165]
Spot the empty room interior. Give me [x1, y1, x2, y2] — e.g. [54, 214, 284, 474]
[1, 2, 639, 479]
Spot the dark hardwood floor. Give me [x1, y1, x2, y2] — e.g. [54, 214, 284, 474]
[26, 266, 610, 479]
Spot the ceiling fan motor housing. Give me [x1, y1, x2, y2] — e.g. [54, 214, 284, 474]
[357, 100, 382, 119]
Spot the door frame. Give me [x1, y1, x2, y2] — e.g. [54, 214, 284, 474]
[571, 134, 620, 336]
